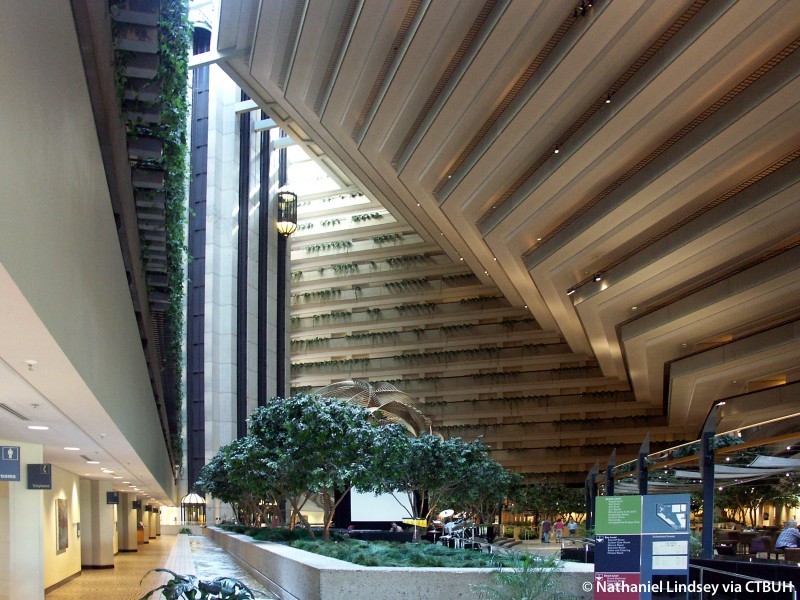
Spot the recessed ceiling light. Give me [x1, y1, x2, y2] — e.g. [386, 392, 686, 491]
[122, 481, 130, 484]
[631, 306, 638, 311]
[64, 447, 80, 451]
[554, 146, 560, 154]
[28, 425, 49, 430]
[536, 237, 542, 242]
[102, 469, 114, 474]
[87, 460, 100, 464]
[113, 476, 123, 479]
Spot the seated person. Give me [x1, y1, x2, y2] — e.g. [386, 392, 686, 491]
[775, 520, 800, 549]
[390, 522, 402, 532]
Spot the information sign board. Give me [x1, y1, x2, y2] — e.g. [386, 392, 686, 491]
[27, 463, 52, 489]
[595, 494, 690, 600]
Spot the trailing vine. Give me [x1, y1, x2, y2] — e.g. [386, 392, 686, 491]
[351, 211, 383, 222]
[383, 277, 428, 290]
[305, 240, 352, 252]
[372, 233, 402, 244]
[386, 253, 427, 266]
[113, 0, 191, 471]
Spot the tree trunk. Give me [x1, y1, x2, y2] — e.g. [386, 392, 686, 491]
[289, 497, 315, 540]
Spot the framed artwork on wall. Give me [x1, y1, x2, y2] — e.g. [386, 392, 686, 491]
[56, 498, 68, 554]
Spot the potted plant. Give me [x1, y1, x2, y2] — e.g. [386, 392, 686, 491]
[139, 569, 255, 599]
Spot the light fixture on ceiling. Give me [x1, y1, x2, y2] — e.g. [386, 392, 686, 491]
[25, 359, 38, 371]
[64, 447, 80, 451]
[459, 257, 463, 261]
[631, 306, 638, 311]
[567, 288, 576, 296]
[27, 425, 49, 431]
[605, 93, 611, 104]
[593, 274, 602, 282]
[113, 476, 122, 479]
[87, 460, 100, 464]
[276, 190, 298, 236]
[554, 146, 560, 154]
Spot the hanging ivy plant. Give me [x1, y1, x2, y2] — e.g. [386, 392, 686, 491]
[304, 240, 353, 252]
[351, 211, 384, 222]
[372, 233, 402, 244]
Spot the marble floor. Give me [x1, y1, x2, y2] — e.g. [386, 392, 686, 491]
[45, 533, 275, 600]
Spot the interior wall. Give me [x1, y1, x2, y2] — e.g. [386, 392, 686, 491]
[42, 467, 81, 589]
[0, 1, 173, 494]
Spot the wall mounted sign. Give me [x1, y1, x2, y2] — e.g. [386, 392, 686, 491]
[107, 491, 120, 504]
[595, 494, 690, 600]
[27, 463, 52, 489]
[132, 500, 142, 509]
[0, 446, 20, 481]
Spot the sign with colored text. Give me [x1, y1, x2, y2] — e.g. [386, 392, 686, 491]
[595, 494, 690, 600]
[27, 463, 52, 489]
[0, 446, 20, 481]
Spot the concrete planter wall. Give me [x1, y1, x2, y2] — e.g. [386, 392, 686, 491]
[207, 527, 592, 600]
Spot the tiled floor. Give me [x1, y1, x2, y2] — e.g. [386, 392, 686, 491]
[46, 535, 194, 600]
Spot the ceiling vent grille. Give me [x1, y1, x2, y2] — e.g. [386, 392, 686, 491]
[0, 403, 29, 421]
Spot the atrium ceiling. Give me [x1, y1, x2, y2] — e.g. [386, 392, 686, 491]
[213, 0, 800, 480]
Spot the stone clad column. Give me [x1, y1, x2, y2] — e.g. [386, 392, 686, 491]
[0, 440, 44, 600]
[116, 492, 137, 552]
[79, 479, 115, 568]
[140, 499, 150, 543]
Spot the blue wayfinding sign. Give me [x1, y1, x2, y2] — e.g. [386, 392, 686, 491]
[27, 464, 52, 490]
[0, 446, 21, 481]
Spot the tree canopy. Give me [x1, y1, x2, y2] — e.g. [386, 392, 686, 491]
[197, 394, 522, 540]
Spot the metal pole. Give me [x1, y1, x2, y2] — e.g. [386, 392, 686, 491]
[701, 405, 721, 560]
[637, 433, 650, 496]
[606, 449, 617, 497]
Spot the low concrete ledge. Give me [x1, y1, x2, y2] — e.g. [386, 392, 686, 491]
[162, 524, 204, 535]
[207, 527, 592, 600]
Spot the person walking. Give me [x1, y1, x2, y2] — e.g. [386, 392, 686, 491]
[554, 517, 565, 542]
[567, 516, 578, 537]
[541, 517, 552, 543]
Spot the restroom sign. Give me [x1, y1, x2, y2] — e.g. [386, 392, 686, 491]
[0, 446, 21, 481]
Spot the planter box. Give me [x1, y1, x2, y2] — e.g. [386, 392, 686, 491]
[207, 527, 592, 600]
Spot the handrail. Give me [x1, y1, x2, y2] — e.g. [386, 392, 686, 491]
[691, 563, 798, 599]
